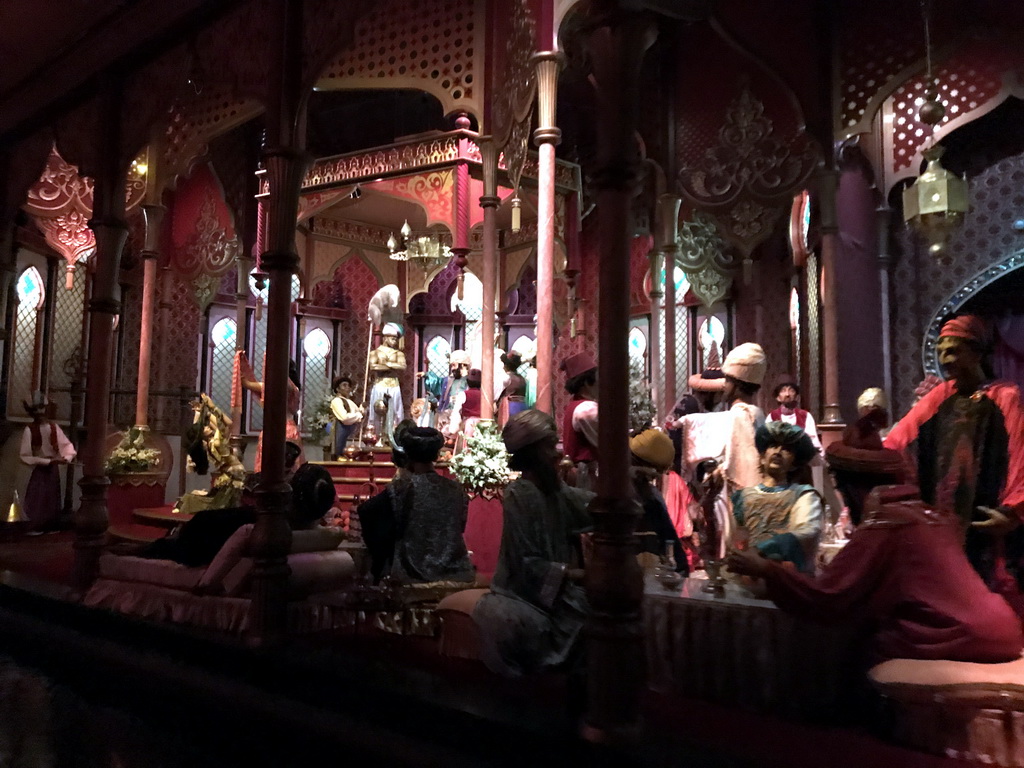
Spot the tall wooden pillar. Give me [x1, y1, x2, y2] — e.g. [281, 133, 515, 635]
[248, 0, 309, 649]
[135, 203, 165, 428]
[658, 194, 681, 414]
[74, 84, 129, 588]
[582, 14, 656, 744]
[816, 169, 842, 424]
[531, 51, 563, 415]
[480, 138, 500, 419]
[876, 203, 894, 416]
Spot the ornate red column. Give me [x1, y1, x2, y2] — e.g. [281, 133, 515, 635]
[658, 194, 681, 414]
[74, 85, 129, 588]
[816, 169, 843, 425]
[531, 51, 564, 416]
[134, 203, 165, 427]
[582, 14, 656, 744]
[450, 114, 473, 305]
[248, 0, 309, 649]
[480, 137, 500, 419]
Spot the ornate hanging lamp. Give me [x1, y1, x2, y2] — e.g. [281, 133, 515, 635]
[902, 0, 969, 256]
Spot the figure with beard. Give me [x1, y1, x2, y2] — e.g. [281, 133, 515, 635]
[368, 323, 407, 444]
[885, 315, 1024, 616]
[20, 395, 75, 533]
[439, 349, 471, 413]
[330, 376, 363, 456]
[731, 421, 822, 573]
[766, 376, 821, 452]
[472, 410, 594, 677]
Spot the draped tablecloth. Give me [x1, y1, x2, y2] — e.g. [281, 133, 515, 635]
[644, 575, 857, 719]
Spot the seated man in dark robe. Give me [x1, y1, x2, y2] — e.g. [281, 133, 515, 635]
[727, 429, 1024, 666]
[473, 410, 594, 677]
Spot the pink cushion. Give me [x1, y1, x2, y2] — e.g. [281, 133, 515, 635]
[97, 553, 203, 591]
[437, 588, 489, 659]
[198, 524, 255, 592]
[290, 527, 344, 554]
[288, 551, 356, 596]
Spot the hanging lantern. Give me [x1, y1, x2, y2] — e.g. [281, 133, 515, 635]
[903, 144, 968, 256]
[510, 195, 522, 233]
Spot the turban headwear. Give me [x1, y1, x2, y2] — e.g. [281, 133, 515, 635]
[630, 429, 676, 472]
[688, 369, 726, 393]
[754, 421, 817, 467]
[503, 409, 557, 453]
[501, 351, 523, 369]
[561, 351, 597, 380]
[940, 315, 990, 347]
[449, 349, 471, 365]
[382, 322, 403, 337]
[857, 387, 888, 412]
[722, 342, 767, 386]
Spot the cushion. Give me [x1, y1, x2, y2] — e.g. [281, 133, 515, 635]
[198, 524, 254, 592]
[437, 588, 489, 659]
[287, 550, 356, 596]
[97, 553, 203, 591]
[871, 656, 1024, 691]
[291, 526, 344, 554]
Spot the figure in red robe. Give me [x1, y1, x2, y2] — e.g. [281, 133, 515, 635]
[883, 315, 1024, 615]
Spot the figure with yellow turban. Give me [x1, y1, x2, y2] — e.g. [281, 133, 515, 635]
[885, 314, 1024, 616]
[630, 429, 688, 572]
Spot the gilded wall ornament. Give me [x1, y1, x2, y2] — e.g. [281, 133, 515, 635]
[676, 212, 736, 308]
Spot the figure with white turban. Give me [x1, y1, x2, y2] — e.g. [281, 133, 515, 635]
[368, 323, 406, 445]
[472, 410, 593, 678]
[668, 342, 768, 557]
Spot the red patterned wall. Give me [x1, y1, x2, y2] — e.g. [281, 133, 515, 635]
[310, 255, 382, 403]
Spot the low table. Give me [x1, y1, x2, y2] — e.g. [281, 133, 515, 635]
[644, 574, 856, 719]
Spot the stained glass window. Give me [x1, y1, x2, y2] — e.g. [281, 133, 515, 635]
[9, 266, 45, 416]
[302, 327, 331, 432]
[628, 326, 648, 368]
[208, 317, 236, 418]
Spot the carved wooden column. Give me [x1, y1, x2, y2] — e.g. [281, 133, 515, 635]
[647, 246, 663, 417]
[74, 85, 129, 588]
[816, 169, 843, 424]
[450, 114, 473, 306]
[876, 203, 894, 414]
[582, 14, 656, 745]
[658, 194, 681, 414]
[531, 51, 563, 415]
[134, 204, 164, 427]
[480, 137, 500, 419]
[248, 0, 308, 650]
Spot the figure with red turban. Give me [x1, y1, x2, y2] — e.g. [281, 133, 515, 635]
[884, 314, 1024, 615]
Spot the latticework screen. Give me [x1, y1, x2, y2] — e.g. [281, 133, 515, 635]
[425, 335, 451, 382]
[208, 316, 237, 417]
[48, 265, 86, 421]
[8, 266, 45, 418]
[806, 253, 821, 416]
[302, 327, 332, 432]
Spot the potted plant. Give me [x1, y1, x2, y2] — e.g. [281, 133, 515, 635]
[306, 396, 336, 460]
[447, 420, 512, 577]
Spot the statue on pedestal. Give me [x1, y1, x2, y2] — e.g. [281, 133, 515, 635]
[367, 323, 406, 445]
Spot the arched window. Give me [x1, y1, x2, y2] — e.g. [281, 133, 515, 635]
[697, 315, 726, 369]
[48, 257, 88, 420]
[302, 327, 332, 432]
[9, 266, 45, 414]
[208, 317, 237, 420]
[628, 325, 648, 368]
[425, 335, 452, 382]
[789, 286, 802, 376]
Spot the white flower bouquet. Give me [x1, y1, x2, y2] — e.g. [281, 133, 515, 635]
[105, 426, 161, 474]
[448, 420, 512, 496]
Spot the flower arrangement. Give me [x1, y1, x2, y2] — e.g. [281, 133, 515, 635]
[629, 357, 656, 435]
[448, 420, 512, 496]
[306, 397, 335, 445]
[105, 426, 161, 474]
